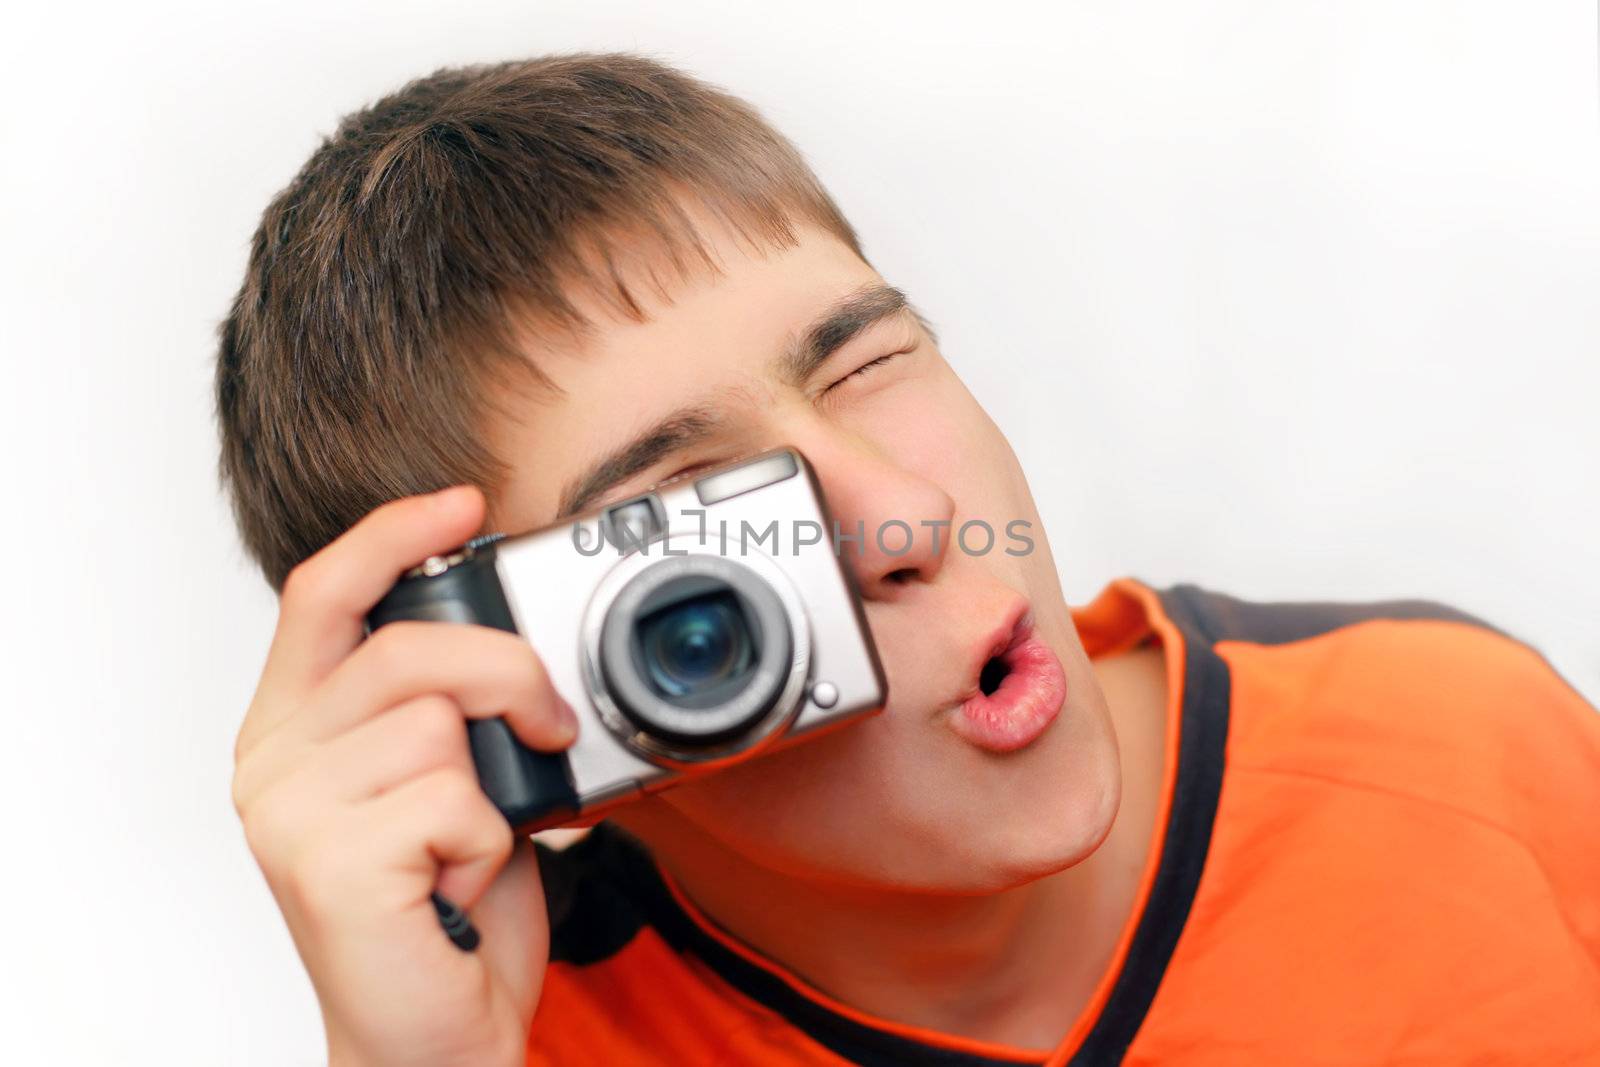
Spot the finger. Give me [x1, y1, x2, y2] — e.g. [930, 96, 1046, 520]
[235, 694, 475, 811]
[255, 485, 487, 719]
[321, 694, 478, 802]
[353, 766, 515, 912]
[300, 621, 577, 751]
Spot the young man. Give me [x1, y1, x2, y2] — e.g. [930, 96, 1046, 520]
[219, 54, 1600, 1066]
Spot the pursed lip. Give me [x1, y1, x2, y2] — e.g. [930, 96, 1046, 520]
[943, 595, 1068, 753]
[959, 598, 1032, 703]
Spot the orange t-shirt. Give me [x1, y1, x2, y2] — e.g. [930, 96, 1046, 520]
[527, 578, 1600, 1065]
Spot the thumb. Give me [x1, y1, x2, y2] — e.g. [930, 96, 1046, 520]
[265, 484, 488, 696]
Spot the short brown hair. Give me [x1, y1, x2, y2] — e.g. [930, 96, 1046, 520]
[216, 52, 864, 590]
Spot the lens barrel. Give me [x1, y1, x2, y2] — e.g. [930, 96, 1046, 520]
[595, 556, 798, 749]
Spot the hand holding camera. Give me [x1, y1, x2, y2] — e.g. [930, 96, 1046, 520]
[230, 487, 569, 1067]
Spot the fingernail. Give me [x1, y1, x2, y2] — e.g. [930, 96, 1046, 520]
[556, 698, 580, 742]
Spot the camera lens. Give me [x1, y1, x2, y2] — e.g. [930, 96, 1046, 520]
[637, 591, 754, 700]
[595, 556, 802, 753]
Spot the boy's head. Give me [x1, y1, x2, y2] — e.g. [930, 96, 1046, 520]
[218, 52, 1124, 894]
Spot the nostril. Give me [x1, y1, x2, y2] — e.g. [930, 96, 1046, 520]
[884, 567, 918, 585]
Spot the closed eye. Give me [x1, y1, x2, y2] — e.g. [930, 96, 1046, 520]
[659, 459, 722, 484]
[825, 351, 904, 394]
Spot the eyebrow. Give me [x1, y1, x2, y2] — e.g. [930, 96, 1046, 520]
[553, 283, 915, 520]
[555, 406, 723, 520]
[777, 283, 909, 387]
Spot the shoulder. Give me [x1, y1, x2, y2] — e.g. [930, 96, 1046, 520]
[1152, 581, 1600, 867]
[1156, 582, 1501, 646]
[1154, 582, 1600, 960]
[1154, 582, 1600, 786]
[1149, 582, 1600, 808]
[1156, 582, 1596, 736]
[1133, 582, 1600, 1044]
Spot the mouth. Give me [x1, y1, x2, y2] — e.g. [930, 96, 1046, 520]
[946, 602, 1068, 753]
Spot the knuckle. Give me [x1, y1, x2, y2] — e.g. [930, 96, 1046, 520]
[452, 782, 513, 858]
[480, 819, 514, 863]
[365, 621, 424, 672]
[518, 644, 551, 691]
[278, 556, 325, 608]
[231, 725, 252, 770]
[406, 696, 467, 755]
[233, 695, 276, 767]
[229, 768, 253, 819]
[239, 786, 294, 861]
[492, 636, 548, 700]
[430, 767, 489, 821]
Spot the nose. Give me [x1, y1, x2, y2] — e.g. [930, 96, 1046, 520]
[798, 433, 955, 601]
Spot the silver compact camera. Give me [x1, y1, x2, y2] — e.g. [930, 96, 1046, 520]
[367, 447, 887, 833]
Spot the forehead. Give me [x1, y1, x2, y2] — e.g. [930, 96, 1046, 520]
[485, 216, 883, 530]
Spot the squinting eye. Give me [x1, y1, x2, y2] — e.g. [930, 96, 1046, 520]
[827, 351, 903, 393]
[657, 459, 721, 485]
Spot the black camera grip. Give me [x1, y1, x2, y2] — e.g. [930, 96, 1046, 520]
[365, 542, 581, 833]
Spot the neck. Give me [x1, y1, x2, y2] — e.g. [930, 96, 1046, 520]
[614, 643, 1171, 1053]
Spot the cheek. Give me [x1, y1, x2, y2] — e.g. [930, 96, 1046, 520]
[879, 368, 1030, 526]
[855, 360, 998, 476]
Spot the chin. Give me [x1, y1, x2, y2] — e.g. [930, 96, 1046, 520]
[938, 767, 1124, 895]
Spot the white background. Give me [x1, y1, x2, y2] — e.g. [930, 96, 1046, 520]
[2, 1, 1596, 1062]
